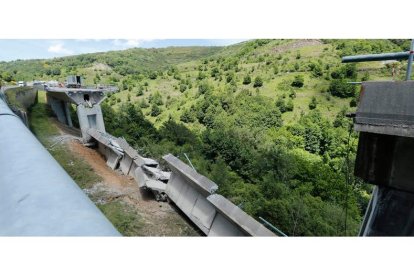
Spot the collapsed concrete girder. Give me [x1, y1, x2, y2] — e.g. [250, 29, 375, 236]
[163, 154, 276, 236]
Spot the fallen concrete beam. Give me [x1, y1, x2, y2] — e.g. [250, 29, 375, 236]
[163, 154, 277, 236]
[117, 137, 139, 176]
[134, 167, 148, 188]
[163, 154, 218, 195]
[207, 194, 276, 236]
[163, 154, 218, 234]
[87, 128, 123, 170]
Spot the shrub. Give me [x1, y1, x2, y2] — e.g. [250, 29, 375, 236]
[291, 75, 304, 88]
[150, 104, 161, 116]
[139, 99, 149, 108]
[243, 75, 251, 85]
[180, 108, 196, 123]
[179, 84, 187, 93]
[286, 99, 294, 111]
[350, 98, 357, 107]
[328, 80, 355, 98]
[276, 97, 287, 113]
[198, 82, 210, 94]
[149, 71, 157, 80]
[253, 76, 263, 88]
[309, 97, 317, 110]
[294, 63, 300, 71]
[136, 87, 144, 96]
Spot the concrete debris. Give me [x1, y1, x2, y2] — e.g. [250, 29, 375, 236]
[109, 139, 124, 154]
[135, 166, 169, 202]
[142, 165, 171, 182]
[143, 157, 159, 167]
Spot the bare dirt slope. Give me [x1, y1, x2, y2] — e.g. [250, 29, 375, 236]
[53, 122, 200, 236]
[69, 140, 201, 236]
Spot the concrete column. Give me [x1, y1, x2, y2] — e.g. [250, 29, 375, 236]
[64, 102, 73, 127]
[77, 104, 106, 142]
[48, 97, 67, 125]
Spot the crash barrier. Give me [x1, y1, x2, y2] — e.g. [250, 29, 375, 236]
[87, 129, 169, 201]
[87, 128, 124, 170]
[163, 154, 276, 236]
[86, 130, 276, 236]
[0, 97, 120, 236]
[1, 86, 37, 127]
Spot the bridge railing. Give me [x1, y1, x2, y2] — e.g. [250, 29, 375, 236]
[0, 97, 120, 236]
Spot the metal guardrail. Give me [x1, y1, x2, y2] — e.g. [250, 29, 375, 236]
[0, 97, 120, 236]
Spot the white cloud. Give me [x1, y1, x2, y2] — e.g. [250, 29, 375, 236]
[111, 39, 154, 49]
[47, 43, 73, 55]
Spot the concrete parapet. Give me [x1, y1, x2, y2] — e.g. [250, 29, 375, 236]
[163, 154, 217, 234]
[163, 154, 275, 236]
[117, 137, 139, 176]
[134, 167, 148, 188]
[163, 154, 218, 196]
[87, 128, 123, 170]
[207, 194, 276, 236]
[0, 97, 120, 236]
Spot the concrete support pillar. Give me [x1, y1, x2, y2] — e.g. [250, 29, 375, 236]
[48, 96, 67, 125]
[64, 102, 73, 127]
[76, 104, 106, 142]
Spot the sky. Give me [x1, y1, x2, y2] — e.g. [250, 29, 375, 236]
[0, 39, 246, 62]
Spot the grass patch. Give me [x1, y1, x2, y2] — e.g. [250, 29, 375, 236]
[98, 201, 145, 236]
[28, 91, 102, 189]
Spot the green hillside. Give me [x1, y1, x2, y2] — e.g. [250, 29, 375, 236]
[1, 39, 411, 236]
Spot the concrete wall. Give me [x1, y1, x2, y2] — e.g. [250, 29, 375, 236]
[117, 137, 138, 176]
[207, 194, 275, 236]
[47, 95, 68, 125]
[88, 129, 122, 170]
[163, 154, 276, 237]
[4, 86, 37, 111]
[3, 87, 38, 126]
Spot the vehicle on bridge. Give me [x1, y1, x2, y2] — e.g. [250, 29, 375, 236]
[18, 81, 26, 87]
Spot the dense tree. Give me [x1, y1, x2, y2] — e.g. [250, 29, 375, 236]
[328, 80, 355, 98]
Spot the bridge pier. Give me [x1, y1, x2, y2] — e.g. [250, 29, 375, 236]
[76, 104, 105, 141]
[45, 86, 117, 142]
